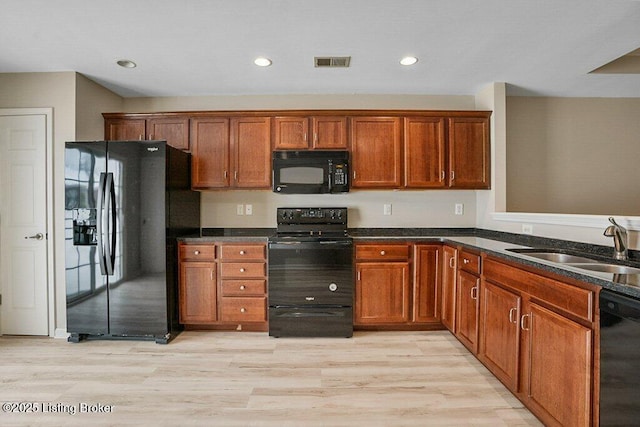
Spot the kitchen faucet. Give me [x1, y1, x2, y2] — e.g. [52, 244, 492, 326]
[603, 217, 628, 261]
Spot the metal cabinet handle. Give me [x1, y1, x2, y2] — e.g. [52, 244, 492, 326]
[451, 170, 455, 181]
[314, 132, 318, 143]
[520, 313, 531, 331]
[25, 233, 44, 240]
[380, 250, 386, 256]
[441, 170, 445, 181]
[224, 170, 228, 179]
[509, 307, 518, 324]
[449, 257, 456, 268]
[470, 286, 478, 300]
[234, 171, 238, 181]
[239, 285, 246, 290]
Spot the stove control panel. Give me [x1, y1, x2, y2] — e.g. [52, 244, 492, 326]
[277, 207, 347, 225]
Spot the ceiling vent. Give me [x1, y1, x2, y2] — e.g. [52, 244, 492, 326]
[314, 56, 351, 68]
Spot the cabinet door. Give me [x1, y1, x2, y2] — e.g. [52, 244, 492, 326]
[523, 302, 592, 427]
[104, 118, 146, 141]
[355, 262, 410, 324]
[179, 261, 217, 324]
[147, 117, 190, 150]
[448, 117, 490, 189]
[455, 270, 479, 352]
[441, 246, 457, 331]
[190, 117, 230, 188]
[413, 245, 440, 323]
[350, 117, 402, 188]
[231, 116, 271, 188]
[312, 116, 348, 149]
[273, 117, 309, 149]
[404, 117, 446, 188]
[478, 280, 521, 391]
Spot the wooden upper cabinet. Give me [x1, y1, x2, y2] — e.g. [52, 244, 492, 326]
[147, 117, 190, 150]
[350, 117, 402, 188]
[105, 115, 190, 150]
[273, 117, 308, 149]
[105, 118, 146, 141]
[313, 116, 348, 149]
[404, 117, 446, 188]
[273, 116, 347, 150]
[231, 116, 271, 188]
[448, 117, 490, 189]
[190, 117, 230, 189]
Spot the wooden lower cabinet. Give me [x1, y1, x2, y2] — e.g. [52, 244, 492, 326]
[178, 244, 217, 324]
[355, 262, 411, 324]
[478, 280, 521, 391]
[455, 269, 479, 352]
[440, 245, 457, 331]
[524, 302, 592, 427]
[354, 242, 442, 329]
[479, 256, 596, 427]
[178, 242, 267, 330]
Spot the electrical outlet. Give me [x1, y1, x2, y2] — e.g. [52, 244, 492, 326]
[245, 204, 253, 215]
[455, 203, 464, 215]
[522, 224, 533, 235]
[236, 204, 244, 215]
[383, 204, 392, 216]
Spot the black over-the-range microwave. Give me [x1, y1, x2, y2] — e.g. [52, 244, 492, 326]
[272, 150, 349, 194]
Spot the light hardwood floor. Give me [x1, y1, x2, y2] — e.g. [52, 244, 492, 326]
[0, 331, 542, 426]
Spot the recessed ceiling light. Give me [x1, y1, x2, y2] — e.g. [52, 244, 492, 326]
[400, 56, 418, 66]
[254, 57, 272, 67]
[117, 59, 137, 69]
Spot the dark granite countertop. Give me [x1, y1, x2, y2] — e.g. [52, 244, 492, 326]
[179, 227, 640, 299]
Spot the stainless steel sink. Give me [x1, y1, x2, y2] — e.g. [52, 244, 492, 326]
[567, 263, 640, 274]
[507, 248, 640, 275]
[507, 248, 602, 264]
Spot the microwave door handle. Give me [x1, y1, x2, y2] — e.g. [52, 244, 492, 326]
[328, 170, 332, 192]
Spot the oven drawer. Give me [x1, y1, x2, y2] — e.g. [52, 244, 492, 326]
[268, 306, 353, 338]
[219, 297, 266, 322]
[219, 262, 266, 278]
[221, 280, 266, 296]
[219, 244, 266, 261]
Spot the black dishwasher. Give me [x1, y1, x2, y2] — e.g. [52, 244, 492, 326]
[599, 289, 640, 425]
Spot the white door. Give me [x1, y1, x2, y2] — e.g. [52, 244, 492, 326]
[0, 112, 50, 335]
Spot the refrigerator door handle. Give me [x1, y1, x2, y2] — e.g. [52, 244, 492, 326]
[108, 174, 117, 274]
[97, 172, 107, 275]
[103, 172, 115, 275]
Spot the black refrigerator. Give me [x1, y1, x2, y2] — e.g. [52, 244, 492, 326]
[64, 140, 200, 343]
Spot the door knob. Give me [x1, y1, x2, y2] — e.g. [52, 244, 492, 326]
[25, 233, 44, 240]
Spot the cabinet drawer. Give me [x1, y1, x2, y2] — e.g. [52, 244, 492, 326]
[356, 244, 410, 260]
[458, 250, 481, 275]
[219, 244, 266, 261]
[221, 280, 266, 296]
[219, 297, 266, 322]
[179, 244, 215, 261]
[219, 262, 266, 278]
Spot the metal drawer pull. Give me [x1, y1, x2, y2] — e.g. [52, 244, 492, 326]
[240, 308, 246, 313]
[470, 286, 478, 300]
[239, 250, 246, 255]
[239, 285, 246, 290]
[380, 250, 386, 256]
[520, 313, 531, 331]
[194, 250, 200, 255]
[463, 258, 470, 264]
[509, 307, 517, 324]
[240, 268, 245, 272]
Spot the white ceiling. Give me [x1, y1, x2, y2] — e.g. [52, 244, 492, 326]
[2, 0, 640, 98]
